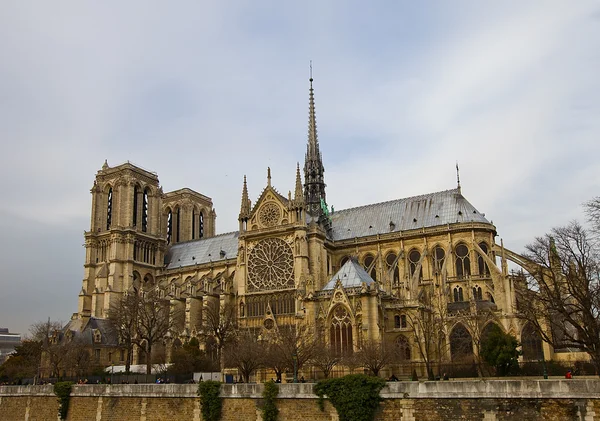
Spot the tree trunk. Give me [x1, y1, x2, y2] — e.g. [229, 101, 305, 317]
[146, 343, 152, 375]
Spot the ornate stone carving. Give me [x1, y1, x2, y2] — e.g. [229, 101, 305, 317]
[247, 238, 294, 292]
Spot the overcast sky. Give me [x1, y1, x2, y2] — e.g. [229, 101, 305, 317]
[1, 1, 599, 336]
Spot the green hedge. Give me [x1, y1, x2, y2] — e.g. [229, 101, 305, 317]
[197, 380, 222, 421]
[53, 381, 74, 420]
[262, 380, 279, 421]
[314, 374, 386, 421]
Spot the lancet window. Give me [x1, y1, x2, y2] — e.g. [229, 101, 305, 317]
[386, 252, 400, 285]
[477, 242, 490, 276]
[455, 243, 471, 278]
[395, 335, 411, 361]
[363, 254, 377, 281]
[106, 187, 113, 230]
[330, 305, 353, 355]
[408, 249, 422, 280]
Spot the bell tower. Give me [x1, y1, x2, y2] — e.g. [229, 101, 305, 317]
[79, 161, 166, 319]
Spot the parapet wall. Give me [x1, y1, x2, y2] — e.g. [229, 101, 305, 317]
[1, 379, 599, 421]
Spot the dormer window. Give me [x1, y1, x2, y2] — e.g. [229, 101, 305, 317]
[93, 329, 102, 344]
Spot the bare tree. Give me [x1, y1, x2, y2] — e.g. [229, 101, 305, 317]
[107, 293, 138, 373]
[311, 339, 340, 379]
[201, 300, 238, 376]
[452, 308, 499, 377]
[30, 319, 65, 378]
[108, 289, 182, 374]
[357, 338, 394, 377]
[224, 329, 264, 382]
[407, 287, 450, 380]
[516, 218, 600, 375]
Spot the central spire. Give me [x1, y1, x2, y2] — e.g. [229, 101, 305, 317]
[304, 65, 326, 215]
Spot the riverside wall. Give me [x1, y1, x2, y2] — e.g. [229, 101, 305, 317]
[1, 379, 599, 421]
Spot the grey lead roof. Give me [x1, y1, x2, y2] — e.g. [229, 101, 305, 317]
[327, 188, 490, 241]
[164, 188, 490, 270]
[165, 231, 239, 270]
[322, 259, 375, 290]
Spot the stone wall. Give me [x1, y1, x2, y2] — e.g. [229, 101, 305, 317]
[1, 380, 599, 421]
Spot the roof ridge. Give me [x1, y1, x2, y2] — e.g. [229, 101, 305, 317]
[169, 231, 240, 248]
[333, 188, 460, 214]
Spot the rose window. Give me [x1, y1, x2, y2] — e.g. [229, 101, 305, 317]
[259, 202, 281, 227]
[247, 238, 294, 291]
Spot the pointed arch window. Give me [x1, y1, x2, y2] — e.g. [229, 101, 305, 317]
[176, 207, 181, 243]
[330, 305, 353, 355]
[166, 209, 173, 245]
[408, 249, 422, 280]
[363, 254, 377, 281]
[142, 188, 149, 232]
[133, 185, 139, 227]
[450, 323, 473, 362]
[395, 335, 411, 361]
[521, 322, 544, 361]
[199, 211, 204, 239]
[432, 246, 445, 275]
[478, 242, 490, 276]
[386, 252, 400, 285]
[472, 285, 483, 300]
[455, 244, 471, 278]
[192, 208, 196, 240]
[453, 286, 464, 302]
[106, 187, 113, 230]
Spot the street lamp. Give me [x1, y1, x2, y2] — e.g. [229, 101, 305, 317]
[292, 351, 298, 383]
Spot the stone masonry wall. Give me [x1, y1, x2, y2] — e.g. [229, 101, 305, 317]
[0, 380, 599, 421]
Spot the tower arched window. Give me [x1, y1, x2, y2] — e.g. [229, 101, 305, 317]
[199, 211, 204, 239]
[176, 207, 181, 243]
[408, 249, 422, 280]
[455, 244, 471, 278]
[106, 187, 113, 230]
[192, 208, 196, 240]
[386, 252, 400, 285]
[363, 254, 377, 281]
[330, 305, 353, 355]
[133, 185, 139, 227]
[166, 209, 173, 245]
[142, 188, 149, 232]
[478, 242, 490, 276]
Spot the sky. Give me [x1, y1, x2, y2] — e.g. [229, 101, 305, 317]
[1, 1, 599, 336]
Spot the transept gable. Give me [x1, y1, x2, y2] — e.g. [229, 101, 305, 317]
[248, 187, 290, 231]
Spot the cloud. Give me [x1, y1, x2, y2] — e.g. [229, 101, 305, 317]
[0, 1, 599, 333]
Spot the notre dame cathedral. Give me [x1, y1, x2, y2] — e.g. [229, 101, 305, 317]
[64, 77, 573, 378]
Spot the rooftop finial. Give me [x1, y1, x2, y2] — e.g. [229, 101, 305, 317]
[267, 167, 271, 187]
[310, 60, 313, 82]
[456, 162, 461, 192]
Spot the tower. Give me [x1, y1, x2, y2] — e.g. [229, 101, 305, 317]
[303, 75, 326, 215]
[79, 162, 166, 319]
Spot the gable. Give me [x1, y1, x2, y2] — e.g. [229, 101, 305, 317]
[248, 187, 291, 231]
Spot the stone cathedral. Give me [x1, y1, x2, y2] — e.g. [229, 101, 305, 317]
[68, 78, 564, 377]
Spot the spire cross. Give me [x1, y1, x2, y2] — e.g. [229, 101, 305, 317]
[456, 162, 461, 190]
